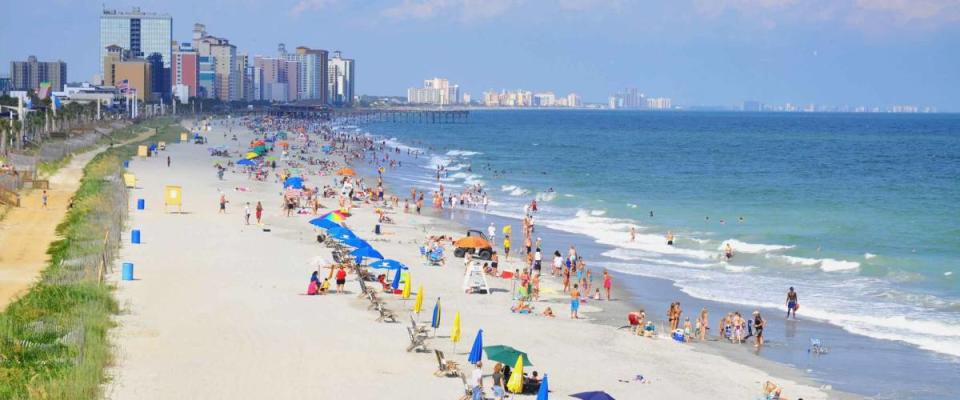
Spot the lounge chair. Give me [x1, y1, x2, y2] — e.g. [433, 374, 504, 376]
[434, 350, 460, 377]
[375, 303, 397, 323]
[366, 291, 385, 310]
[406, 327, 428, 352]
[458, 371, 481, 400]
[411, 316, 430, 337]
[357, 276, 371, 298]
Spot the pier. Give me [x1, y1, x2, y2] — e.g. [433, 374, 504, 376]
[266, 104, 469, 124]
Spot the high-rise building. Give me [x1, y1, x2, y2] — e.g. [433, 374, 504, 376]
[533, 92, 555, 107]
[328, 50, 354, 106]
[566, 93, 582, 108]
[253, 55, 299, 102]
[407, 78, 459, 105]
[198, 55, 216, 99]
[236, 53, 248, 101]
[100, 7, 172, 96]
[193, 23, 239, 101]
[281, 45, 328, 102]
[171, 43, 198, 99]
[0, 73, 11, 95]
[102, 45, 152, 99]
[10, 56, 67, 92]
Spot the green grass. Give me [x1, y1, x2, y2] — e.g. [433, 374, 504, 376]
[0, 117, 186, 399]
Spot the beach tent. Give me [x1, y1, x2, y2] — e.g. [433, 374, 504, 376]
[468, 329, 484, 364]
[571, 391, 615, 400]
[506, 355, 524, 394]
[237, 159, 255, 166]
[483, 345, 533, 366]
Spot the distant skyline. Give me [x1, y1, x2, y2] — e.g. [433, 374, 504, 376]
[2, 0, 959, 110]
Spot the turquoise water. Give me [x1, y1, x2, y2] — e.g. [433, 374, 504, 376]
[359, 110, 960, 359]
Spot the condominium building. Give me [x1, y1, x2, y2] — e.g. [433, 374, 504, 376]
[280, 45, 328, 102]
[102, 45, 152, 99]
[100, 7, 172, 96]
[10, 55, 67, 91]
[253, 56, 299, 102]
[408, 78, 459, 105]
[193, 23, 239, 101]
[171, 43, 198, 98]
[328, 51, 354, 106]
[198, 55, 216, 99]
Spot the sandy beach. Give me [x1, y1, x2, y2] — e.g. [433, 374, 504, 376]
[105, 118, 838, 399]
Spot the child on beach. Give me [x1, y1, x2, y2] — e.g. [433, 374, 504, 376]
[41, 190, 47, 208]
[255, 201, 263, 224]
[244, 202, 251, 225]
[603, 270, 612, 301]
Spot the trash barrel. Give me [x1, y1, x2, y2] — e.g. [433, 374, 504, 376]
[131, 229, 141, 244]
[375, 224, 381, 235]
[137, 198, 145, 210]
[123, 160, 130, 168]
[122, 263, 134, 281]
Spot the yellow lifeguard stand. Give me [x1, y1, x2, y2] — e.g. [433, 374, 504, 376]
[164, 185, 182, 213]
[180, 132, 188, 142]
[122, 173, 136, 188]
[137, 145, 148, 158]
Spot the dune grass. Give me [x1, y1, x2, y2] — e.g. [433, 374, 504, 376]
[0, 118, 186, 399]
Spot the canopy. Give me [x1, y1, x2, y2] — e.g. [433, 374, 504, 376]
[571, 392, 615, 400]
[245, 152, 259, 160]
[237, 159, 256, 166]
[336, 167, 356, 176]
[326, 226, 358, 242]
[455, 236, 491, 249]
[484, 345, 533, 366]
[368, 259, 409, 270]
[343, 237, 373, 250]
[283, 176, 304, 189]
[350, 245, 383, 260]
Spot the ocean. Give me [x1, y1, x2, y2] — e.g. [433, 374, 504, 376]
[351, 109, 959, 398]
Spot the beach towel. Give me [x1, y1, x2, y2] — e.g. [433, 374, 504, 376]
[307, 281, 319, 295]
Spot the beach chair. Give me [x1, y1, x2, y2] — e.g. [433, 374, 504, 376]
[434, 350, 460, 377]
[366, 291, 384, 310]
[375, 303, 397, 323]
[411, 316, 430, 337]
[406, 327, 428, 352]
[458, 371, 481, 400]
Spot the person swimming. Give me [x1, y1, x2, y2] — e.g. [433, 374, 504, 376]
[724, 243, 734, 260]
[666, 231, 674, 246]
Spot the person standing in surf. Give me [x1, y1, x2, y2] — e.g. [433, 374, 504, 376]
[786, 287, 799, 319]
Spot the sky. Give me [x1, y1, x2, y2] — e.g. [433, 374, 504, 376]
[2, 0, 959, 109]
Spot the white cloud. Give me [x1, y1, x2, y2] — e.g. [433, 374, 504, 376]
[290, 0, 338, 17]
[694, 0, 960, 31]
[381, 0, 521, 21]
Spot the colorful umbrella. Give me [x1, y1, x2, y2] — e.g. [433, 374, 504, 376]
[467, 329, 483, 364]
[402, 274, 411, 299]
[245, 152, 259, 159]
[484, 345, 533, 366]
[349, 245, 382, 259]
[507, 355, 524, 394]
[336, 167, 356, 176]
[537, 374, 549, 400]
[343, 237, 372, 250]
[390, 268, 402, 290]
[368, 259, 408, 270]
[413, 285, 424, 314]
[570, 391, 615, 400]
[327, 228, 358, 242]
[451, 312, 461, 344]
[237, 159, 255, 166]
[431, 297, 442, 330]
[455, 236, 492, 249]
[321, 211, 348, 223]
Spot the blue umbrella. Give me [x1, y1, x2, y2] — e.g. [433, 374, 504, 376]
[283, 176, 304, 189]
[570, 391, 615, 400]
[431, 297, 442, 329]
[308, 217, 340, 230]
[537, 374, 549, 400]
[467, 329, 484, 364]
[237, 159, 256, 166]
[390, 268, 402, 290]
[343, 237, 372, 249]
[327, 226, 358, 242]
[368, 259, 409, 270]
[350, 245, 383, 265]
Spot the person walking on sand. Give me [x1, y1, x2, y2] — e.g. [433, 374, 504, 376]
[570, 284, 581, 319]
[786, 287, 799, 319]
[166, 155, 171, 167]
[244, 202, 251, 225]
[503, 235, 511, 261]
[219, 192, 227, 214]
[255, 201, 263, 225]
[41, 190, 48, 209]
[471, 362, 484, 400]
[335, 266, 347, 294]
[603, 270, 612, 300]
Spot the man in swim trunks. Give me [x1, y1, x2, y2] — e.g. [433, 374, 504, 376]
[786, 287, 799, 319]
[570, 284, 581, 319]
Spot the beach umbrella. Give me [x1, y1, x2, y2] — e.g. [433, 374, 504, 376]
[503, 225, 512, 235]
[344, 237, 372, 250]
[390, 268, 402, 290]
[283, 176, 304, 189]
[506, 355, 524, 394]
[327, 226, 358, 242]
[308, 217, 340, 230]
[467, 329, 484, 364]
[483, 345, 533, 366]
[570, 391, 615, 400]
[537, 374, 549, 400]
[336, 167, 356, 176]
[349, 245, 382, 259]
[451, 311, 462, 353]
[413, 285, 424, 314]
[401, 274, 411, 299]
[321, 211, 348, 223]
[245, 152, 259, 159]
[431, 297, 442, 331]
[237, 159, 255, 166]
[368, 259, 408, 270]
[455, 236, 491, 249]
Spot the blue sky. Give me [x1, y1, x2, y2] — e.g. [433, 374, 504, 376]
[2, 0, 959, 109]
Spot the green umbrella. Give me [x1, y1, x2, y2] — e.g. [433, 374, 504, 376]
[253, 145, 267, 154]
[483, 345, 533, 366]
[265, 156, 278, 161]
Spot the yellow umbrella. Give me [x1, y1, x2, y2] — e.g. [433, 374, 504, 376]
[413, 285, 424, 313]
[245, 152, 258, 160]
[402, 275, 412, 299]
[451, 312, 462, 343]
[502, 225, 512, 235]
[506, 354, 524, 394]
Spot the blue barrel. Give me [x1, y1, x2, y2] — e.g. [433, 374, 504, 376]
[137, 198, 145, 210]
[122, 263, 134, 280]
[123, 160, 130, 168]
[375, 224, 382, 235]
[131, 229, 141, 244]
